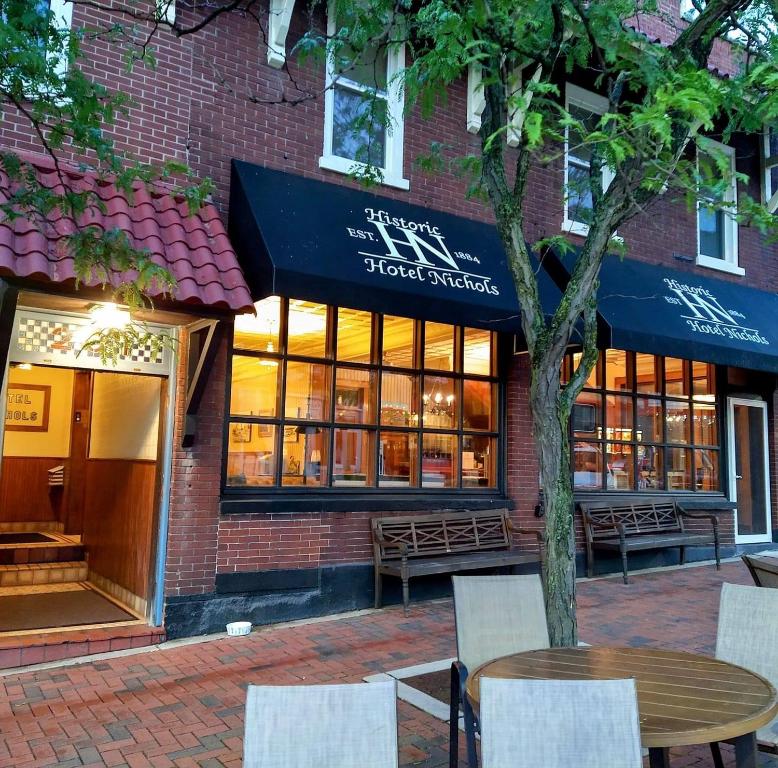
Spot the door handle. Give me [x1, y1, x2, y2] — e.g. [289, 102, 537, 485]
[736, 475, 743, 480]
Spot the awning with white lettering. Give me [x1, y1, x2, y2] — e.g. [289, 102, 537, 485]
[591, 254, 778, 373]
[228, 162, 529, 331]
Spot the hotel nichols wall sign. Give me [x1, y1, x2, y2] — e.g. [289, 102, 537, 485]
[662, 277, 770, 347]
[345, 207, 501, 298]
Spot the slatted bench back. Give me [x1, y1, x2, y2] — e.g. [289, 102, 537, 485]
[582, 502, 682, 540]
[372, 510, 511, 560]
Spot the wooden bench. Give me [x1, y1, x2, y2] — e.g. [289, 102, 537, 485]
[371, 509, 543, 614]
[581, 500, 720, 584]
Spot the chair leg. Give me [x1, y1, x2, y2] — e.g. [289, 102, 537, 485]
[449, 665, 460, 768]
[462, 696, 478, 768]
[374, 570, 383, 609]
[621, 547, 629, 585]
[680, 546, 686, 566]
[710, 742, 725, 768]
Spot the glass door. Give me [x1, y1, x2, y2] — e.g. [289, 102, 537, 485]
[727, 398, 772, 544]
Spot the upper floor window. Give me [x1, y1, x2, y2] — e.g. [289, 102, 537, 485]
[320, 8, 408, 190]
[696, 140, 741, 275]
[1, 0, 73, 82]
[762, 126, 778, 210]
[563, 84, 613, 236]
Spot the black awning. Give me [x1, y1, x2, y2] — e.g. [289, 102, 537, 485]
[228, 162, 524, 331]
[591, 254, 778, 373]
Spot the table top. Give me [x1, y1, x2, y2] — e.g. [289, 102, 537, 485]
[750, 551, 778, 566]
[466, 646, 778, 748]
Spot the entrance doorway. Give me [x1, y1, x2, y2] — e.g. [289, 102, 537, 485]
[727, 398, 772, 544]
[0, 363, 166, 634]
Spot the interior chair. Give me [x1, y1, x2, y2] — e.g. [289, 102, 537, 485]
[244, 680, 398, 768]
[479, 677, 642, 768]
[449, 574, 550, 768]
[742, 552, 778, 588]
[710, 582, 778, 767]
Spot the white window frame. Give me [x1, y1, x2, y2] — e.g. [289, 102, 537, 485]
[680, 0, 698, 21]
[696, 139, 742, 275]
[762, 126, 778, 212]
[47, 0, 73, 79]
[320, 8, 408, 190]
[563, 83, 614, 237]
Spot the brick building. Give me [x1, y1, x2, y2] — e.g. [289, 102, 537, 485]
[0, 0, 776, 648]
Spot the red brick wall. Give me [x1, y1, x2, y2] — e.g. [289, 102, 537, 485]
[0, 2, 770, 595]
[165, 330, 225, 596]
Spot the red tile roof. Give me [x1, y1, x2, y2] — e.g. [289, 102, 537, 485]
[0, 153, 253, 313]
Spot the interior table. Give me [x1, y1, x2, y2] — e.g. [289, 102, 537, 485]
[466, 646, 778, 768]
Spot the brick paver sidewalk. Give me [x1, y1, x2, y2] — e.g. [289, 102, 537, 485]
[0, 561, 775, 767]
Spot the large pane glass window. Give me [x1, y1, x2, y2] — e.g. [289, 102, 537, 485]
[226, 424, 278, 487]
[227, 299, 500, 490]
[337, 308, 373, 363]
[285, 361, 330, 421]
[333, 429, 374, 486]
[422, 433, 457, 488]
[635, 354, 660, 395]
[570, 349, 720, 493]
[463, 380, 495, 431]
[463, 328, 492, 376]
[287, 301, 328, 358]
[382, 315, 415, 368]
[234, 296, 281, 353]
[282, 427, 330, 487]
[335, 368, 375, 424]
[380, 372, 418, 426]
[424, 322, 455, 371]
[230, 356, 279, 418]
[422, 376, 457, 429]
[462, 435, 496, 488]
[379, 432, 418, 488]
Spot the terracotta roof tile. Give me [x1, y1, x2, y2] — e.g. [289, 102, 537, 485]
[0, 152, 253, 313]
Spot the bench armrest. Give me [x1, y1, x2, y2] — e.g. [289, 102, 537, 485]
[506, 520, 545, 563]
[372, 535, 409, 565]
[584, 517, 627, 534]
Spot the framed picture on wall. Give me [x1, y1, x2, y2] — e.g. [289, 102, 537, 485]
[231, 423, 252, 443]
[5, 384, 51, 432]
[283, 426, 299, 443]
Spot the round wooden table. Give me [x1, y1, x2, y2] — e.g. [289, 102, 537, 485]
[466, 647, 778, 768]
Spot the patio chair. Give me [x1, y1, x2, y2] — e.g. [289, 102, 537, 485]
[243, 680, 398, 768]
[479, 677, 643, 768]
[742, 552, 778, 588]
[449, 574, 550, 768]
[710, 582, 778, 767]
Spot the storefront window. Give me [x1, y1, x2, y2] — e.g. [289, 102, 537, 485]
[227, 297, 500, 491]
[570, 350, 720, 492]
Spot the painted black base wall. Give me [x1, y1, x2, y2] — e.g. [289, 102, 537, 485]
[163, 543, 744, 639]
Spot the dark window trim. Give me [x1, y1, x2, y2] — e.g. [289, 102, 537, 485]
[221, 492, 513, 515]
[568, 350, 721, 493]
[223, 302, 506, 499]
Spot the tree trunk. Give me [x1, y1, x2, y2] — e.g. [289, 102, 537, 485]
[531, 366, 577, 647]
